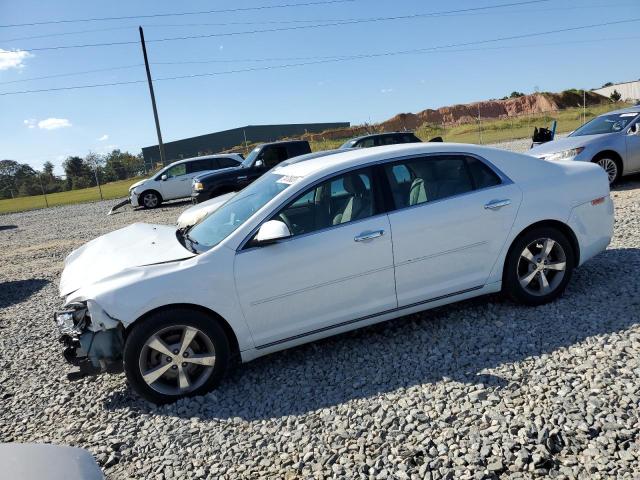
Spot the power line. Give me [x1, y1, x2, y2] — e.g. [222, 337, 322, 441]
[2, 18, 639, 96]
[0, 0, 356, 28]
[6, 33, 640, 87]
[3, 1, 636, 43]
[2, 0, 551, 53]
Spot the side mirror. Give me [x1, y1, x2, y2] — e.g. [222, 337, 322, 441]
[161, 174, 168, 181]
[630, 124, 640, 135]
[255, 159, 264, 168]
[254, 220, 291, 245]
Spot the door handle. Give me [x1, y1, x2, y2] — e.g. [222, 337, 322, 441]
[484, 199, 511, 210]
[238, 176, 248, 180]
[354, 230, 384, 242]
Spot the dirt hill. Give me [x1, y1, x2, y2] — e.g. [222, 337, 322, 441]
[304, 90, 610, 142]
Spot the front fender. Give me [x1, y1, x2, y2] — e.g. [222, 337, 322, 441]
[68, 251, 255, 352]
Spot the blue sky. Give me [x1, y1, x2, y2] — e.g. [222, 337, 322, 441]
[1, 0, 639, 174]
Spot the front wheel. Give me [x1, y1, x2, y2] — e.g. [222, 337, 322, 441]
[141, 190, 162, 209]
[593, 157, 620, 185]
[503, 227, 575, 306]
[123, 308, 230, 404]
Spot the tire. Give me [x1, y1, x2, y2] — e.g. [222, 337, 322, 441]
[140, 190, 162, 209]
[123, 308, 230, 404]
[592, 155, 621, 185]
[503, 227, 575, 306]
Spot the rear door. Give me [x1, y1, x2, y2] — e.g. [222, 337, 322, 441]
[160, 163, 191, 200]
[384, 154, 521, 306]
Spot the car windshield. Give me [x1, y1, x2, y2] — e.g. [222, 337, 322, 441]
[340, 139, 357, 149]
[570, 113, 638, 136]
[240, 147, 261, 167]
[186, 172, 295, 250]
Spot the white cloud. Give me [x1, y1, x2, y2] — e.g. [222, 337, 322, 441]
[219, 45, 224, 50]
[23, 119, 37, 129]
[37, 118, 72, 130]
[380, 88, 394, 94]
[0, 49, 32, 71]
[98, 134, 109, 141]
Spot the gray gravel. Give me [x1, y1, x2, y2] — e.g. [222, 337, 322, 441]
[1, 146, 639, 479]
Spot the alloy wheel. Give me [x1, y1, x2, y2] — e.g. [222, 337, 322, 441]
[596, 158, 618, 184]
[517, 238, 567, 297]
[143, 192, 159, 208]
[138, 325, 216, 396]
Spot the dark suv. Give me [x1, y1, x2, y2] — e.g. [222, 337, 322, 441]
[339, 132, 422, 149]
[191, 140, 311, 203]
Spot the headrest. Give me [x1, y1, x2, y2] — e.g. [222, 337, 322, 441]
[344, 174, 367, 194]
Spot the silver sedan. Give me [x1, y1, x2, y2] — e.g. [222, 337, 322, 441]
[529, 106, 640, 184]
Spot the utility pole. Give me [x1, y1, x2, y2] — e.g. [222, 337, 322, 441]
[94, 166, 104, 200]
[139, 26, 167, 166]
[583, 89, 587, 124]
[37, 173, 49, 207]
[477, 104, 483, 144]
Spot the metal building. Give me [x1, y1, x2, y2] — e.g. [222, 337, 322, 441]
[142, 122, 350, 168]
[593, 80, 640, 103]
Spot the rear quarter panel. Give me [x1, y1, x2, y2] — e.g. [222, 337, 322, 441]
[480, 149, 611, 282]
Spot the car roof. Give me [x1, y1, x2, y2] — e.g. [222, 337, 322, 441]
[599, 106, 640, 116]
[345, 132, 415, 143]
[166, 153, 241, 167]
[274, 143, 493, 180]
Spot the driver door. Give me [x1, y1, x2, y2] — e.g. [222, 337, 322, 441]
[234, 168, 397, 348]
[161, 163, 192, 200]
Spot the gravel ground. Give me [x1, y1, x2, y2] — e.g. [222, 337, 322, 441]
[1, 142, 639, 479]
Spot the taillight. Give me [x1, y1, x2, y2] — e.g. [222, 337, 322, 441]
[591, 197, 605, 206]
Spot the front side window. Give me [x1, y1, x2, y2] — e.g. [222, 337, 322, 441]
[262, 146, 288, 168]
[166, 163, 187, 178]
[384, 156, 475, 209]
[187, 173, 296, 249]
[357, 138, 375, 148]
[272, 168, 375, 237]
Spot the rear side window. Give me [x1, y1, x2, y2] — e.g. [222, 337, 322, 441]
[383, 155, 474, 209]
[466, 157, 501, 189]
[287, 142, 311, 157]
[218, 157, 239, 168]
[187, 159, 215, 173]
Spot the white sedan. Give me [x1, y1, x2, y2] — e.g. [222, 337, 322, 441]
[55, 143, 613, 403]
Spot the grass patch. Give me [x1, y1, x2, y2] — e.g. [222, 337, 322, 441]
[0, 177, 143, 214]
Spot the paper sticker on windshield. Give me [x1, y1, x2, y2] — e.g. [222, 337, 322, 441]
[620, 113, 637, 117]
[277, 175, 304, 185]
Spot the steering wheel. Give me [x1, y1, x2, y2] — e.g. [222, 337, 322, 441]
[277, 212, 294, 233]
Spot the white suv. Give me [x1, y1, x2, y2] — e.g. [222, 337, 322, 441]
[129, 154, 243, 208]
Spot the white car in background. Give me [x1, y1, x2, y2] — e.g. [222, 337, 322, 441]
[55, 143, 613, 403]
[129, 154, 243, 209]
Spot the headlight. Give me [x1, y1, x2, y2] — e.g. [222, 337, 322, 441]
[545, 147, 585, 161]
[193, 182, 204, 191]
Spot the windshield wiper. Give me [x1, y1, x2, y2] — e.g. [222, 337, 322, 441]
[176, 228, 199, 254]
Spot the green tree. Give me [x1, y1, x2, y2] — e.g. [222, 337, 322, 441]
[609, 89, 622, 102]
[509, 91, 525, 98]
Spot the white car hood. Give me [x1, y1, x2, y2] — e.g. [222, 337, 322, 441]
[129, 178, 148, 190]
[529, 133, 610, 157]
[60, 223, 195, 296]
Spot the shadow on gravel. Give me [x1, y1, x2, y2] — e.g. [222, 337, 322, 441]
[104, 247, 640, 420]
[612, 172, 640, 192]
[0, 279, 49, 309]
[0, 225, 18, 231]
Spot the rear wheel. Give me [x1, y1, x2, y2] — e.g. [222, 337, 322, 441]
[592, 156, 620, 185]
[123, 308, 230, 404]
[504, 227, 575, 306]
[141, 190, 162, 209]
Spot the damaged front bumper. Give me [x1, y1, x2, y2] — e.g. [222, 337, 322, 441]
[54, 302, 124, 381]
